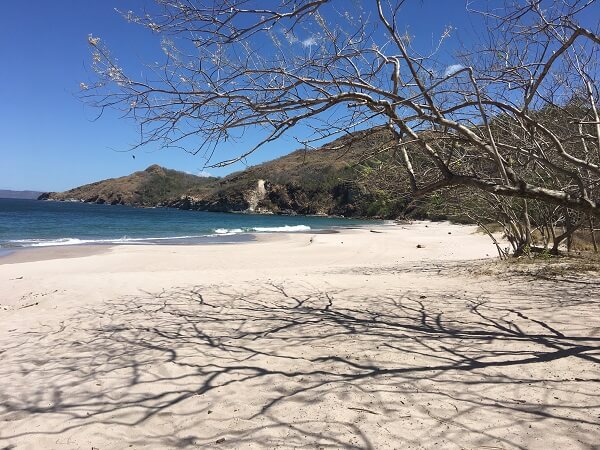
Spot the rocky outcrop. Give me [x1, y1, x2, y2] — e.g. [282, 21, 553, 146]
[246, 180, 267, 212]
[160, 178, 378, 217]
[165, 194, 250, 213]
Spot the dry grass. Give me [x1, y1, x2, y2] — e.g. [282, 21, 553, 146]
[473, 252, 600, 281]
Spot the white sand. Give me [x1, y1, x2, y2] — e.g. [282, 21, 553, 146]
[0, 221, 598, 449]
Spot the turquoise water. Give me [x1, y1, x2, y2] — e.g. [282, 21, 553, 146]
[0, 198, 377, 248]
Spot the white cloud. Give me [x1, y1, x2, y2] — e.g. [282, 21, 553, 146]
[444, 64, 465, 77]
[183, 169, 213, 177]
[301, 36, 318, 47]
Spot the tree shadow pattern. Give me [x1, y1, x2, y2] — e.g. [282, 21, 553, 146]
[1, 270, 599, 449]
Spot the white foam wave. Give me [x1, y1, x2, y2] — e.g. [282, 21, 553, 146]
[4, 225, 312, 248]
[10, 238, 91, 247]
[214, 228, 244, 235]
[5, 235, 218, 248]
[213, 225, 311, 235]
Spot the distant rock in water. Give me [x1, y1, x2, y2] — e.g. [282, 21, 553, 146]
[39, 127, 420, 219]
[0, 190, 43, 200]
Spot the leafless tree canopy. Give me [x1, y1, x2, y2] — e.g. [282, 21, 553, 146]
[84, 0, 600, 217]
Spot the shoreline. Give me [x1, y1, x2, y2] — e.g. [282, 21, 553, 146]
[0, 244, 115, 265]
[0, 223, 378, 265]
[0, 234, 258, 264]
[1, 197, 386, 260]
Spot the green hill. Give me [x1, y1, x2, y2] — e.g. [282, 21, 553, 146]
[40, 165, 219, 207]
[41, 127, 412, 218]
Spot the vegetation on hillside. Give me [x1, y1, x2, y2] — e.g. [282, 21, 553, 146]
[42, 128, 414, 219]
[41, 165, 219, 207]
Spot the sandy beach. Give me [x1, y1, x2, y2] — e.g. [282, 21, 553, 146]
[0, 221, 598, 449]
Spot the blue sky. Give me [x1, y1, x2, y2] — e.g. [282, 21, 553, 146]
[1, 1, 479, 192]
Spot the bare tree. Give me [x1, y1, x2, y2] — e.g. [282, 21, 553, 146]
[83, 0, 600, 217]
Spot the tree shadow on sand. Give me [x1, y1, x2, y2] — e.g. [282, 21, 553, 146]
[1, 272, 599, 449]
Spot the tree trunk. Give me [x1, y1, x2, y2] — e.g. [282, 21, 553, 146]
[589, 215, 598, 253]
[551, 216, 582, 255]
[566, 213, 573, 253]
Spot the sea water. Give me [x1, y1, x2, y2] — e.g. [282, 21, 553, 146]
[0, 198, 378, 248]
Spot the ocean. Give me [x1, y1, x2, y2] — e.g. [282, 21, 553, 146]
[0, 198, 378, 248]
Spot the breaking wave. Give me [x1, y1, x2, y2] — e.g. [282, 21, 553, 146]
[214, 225, 311, 235]
[3, 225, 312, 247]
